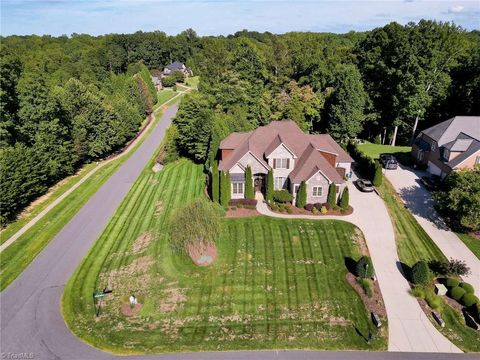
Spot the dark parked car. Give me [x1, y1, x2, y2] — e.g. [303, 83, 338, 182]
[379, 154, 398, 169]
[420, 175, 441, 191]
[356, 179, 375, 192]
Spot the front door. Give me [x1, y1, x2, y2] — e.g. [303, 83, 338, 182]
[254, 174, 264, 192]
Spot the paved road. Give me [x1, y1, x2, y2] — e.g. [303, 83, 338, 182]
[256, 175, 461, 353]
[385, 165, 480, 296]
[0, 108, 471, 360]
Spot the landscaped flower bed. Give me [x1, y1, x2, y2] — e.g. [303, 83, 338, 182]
[268, 202, 353, 216]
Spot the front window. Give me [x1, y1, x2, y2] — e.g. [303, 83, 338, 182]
[417, 150, 424, 161]
[431, 141, 437, 152]
[232, 182, 244, 195]
[274, 158, 288, 169]
[274, 177, 287, 190]
[312, 186, 323, 197]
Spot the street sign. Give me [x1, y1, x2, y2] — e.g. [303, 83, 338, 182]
[93, 293, 106, 299]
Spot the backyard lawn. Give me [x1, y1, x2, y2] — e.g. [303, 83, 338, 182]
[356, 141, 411, 160]
[185, 76, 199, 88]
[63, 159, 386, 354]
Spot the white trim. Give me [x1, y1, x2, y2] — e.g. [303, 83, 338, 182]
[316, 148, 338, 156]
[246, 151, 270, 171]
[306, 168, 332, 185]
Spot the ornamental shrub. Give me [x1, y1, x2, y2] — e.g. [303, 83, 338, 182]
[411, 261, 430, 285]
[436, 258, 471, 276]
[327, 183, 336, 208]
[270, 203, 279, 212]
[305, 204, 314, 211]
[161, 75, 176, 87]
[295, 181, 307, 208]
[339, 187, 349, 210]
[357, 278, 373, 297]
[373, 161, 383, 186]
[321, 206, 328, 215]
[244, 165, 254, 199]
[446, 278, 460, 288]
[356, 256, 374, 278]
[449, 286, 466, 301]
[425, 292, 443, 310]
[313, 202, 322, 210]
[286, 207, 293, 214]
[461, 293, 479, 307]
[273, 190, 293, 203]
[460, 282, 475, 294]
[312, 207, 319, 214]
[266, 170, 274, 202]
[211, 161, 219, 203]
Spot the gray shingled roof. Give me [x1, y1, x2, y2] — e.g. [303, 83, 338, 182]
[447, 138, 480, 169]
[421, 116, 480, 146]
[165, 61, 185, 70]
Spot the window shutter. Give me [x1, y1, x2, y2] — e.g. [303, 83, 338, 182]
[287, 159, 290, 169]
[273, 159, 276, 169]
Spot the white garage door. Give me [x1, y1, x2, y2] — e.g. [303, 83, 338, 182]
[427, 161, 442, 176]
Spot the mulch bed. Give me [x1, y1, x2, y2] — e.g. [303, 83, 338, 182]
[346, 273, 387, 318]
[188, 242, 217, 266]
[120, 303, 142, 317]
[271, 205, 353, 216]
[226, 207, 260, 217]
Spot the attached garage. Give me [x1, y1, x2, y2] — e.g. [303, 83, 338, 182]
[427, 161, 442, 177]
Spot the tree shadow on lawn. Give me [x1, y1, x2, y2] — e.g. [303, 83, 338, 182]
[396, 261, 412, 282]
[344, 257, 357, 275]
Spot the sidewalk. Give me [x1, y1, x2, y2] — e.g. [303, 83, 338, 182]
[256, 180, 461, 353]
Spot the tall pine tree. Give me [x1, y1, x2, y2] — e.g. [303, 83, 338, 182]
[245, 165, 254, 199]
[295, 181, 307, 208]
[211, 161, 219, 203]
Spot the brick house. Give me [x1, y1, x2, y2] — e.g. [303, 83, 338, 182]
[412, 116, 480, 179]
[218, 120, 353, 203]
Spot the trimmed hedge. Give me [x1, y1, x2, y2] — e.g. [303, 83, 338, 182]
[229, 198, 257, 206]
[273, 190, 293, 203]
[461, 293, 479, 307]
[449, 286, 466, 301]
[460, 282, 475, 294]
[446, 278, 460, 288]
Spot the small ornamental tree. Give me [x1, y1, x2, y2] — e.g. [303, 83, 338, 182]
[245, 165, 254, 199]
[460, 282, 475, 294]
[266, 170, 274, 202]
[356, 256, 374, 278]
[211, 161, 219, 203]
[449, 286, 466, 301]
[437, 258, 471, 276]
[373, 161, 383, 186]
[296, 181, 307, 208]
[411, 260, 430, 285]
[168, 198, 220, 256]
[339, 187, 349, 210]
[327, 183, 336, 208]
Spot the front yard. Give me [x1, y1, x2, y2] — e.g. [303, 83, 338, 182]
[63, 159, 386, 354]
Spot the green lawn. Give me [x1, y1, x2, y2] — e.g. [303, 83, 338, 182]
[0, 93, 182, 291]
[154, 89, 177, 111]
[185, 76, 199, 88]
[63, 159, 386, 354]
[0, 162, 97, 244]
[357, 141, 411, 160]
[377, 180, 446, 266]
[456, 232, 480, 260]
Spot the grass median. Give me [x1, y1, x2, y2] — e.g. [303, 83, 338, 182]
[63, 158, 386, 354]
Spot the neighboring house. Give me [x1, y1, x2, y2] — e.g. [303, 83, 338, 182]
[218, 120, 353, 203]
[151, 76, 162, 90]
[412, 116, 480, 179]
[162, 61, 192, 77]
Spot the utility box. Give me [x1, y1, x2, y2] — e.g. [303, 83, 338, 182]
[434, 283, 448, 296]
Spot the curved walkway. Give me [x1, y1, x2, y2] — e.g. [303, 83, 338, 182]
[385, 165, 480, 296]
[256, 179, 461, 353]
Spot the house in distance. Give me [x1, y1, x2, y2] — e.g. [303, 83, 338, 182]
[218, 120, 353, 203]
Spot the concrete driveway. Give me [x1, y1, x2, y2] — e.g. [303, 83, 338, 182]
[257, 175, 461, 353]
[385, 165, 480, 296]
